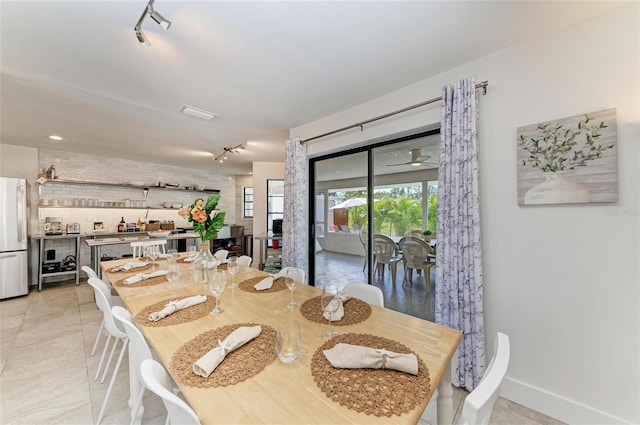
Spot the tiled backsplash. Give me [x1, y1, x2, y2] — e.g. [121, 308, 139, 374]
[38, 148, 237, 233]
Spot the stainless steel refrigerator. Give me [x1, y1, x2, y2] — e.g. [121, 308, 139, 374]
[0, 177, 29, 299]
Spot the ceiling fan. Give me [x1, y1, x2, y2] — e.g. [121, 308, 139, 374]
[387, 149, 437, 167]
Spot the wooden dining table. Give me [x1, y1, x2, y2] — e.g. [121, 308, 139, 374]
[100, 256, 461, 425]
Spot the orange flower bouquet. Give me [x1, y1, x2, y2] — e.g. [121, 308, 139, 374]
[178, 194, 225, 242]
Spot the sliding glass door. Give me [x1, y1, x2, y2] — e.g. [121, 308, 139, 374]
[312, 151, 368, 287]
[309, 130, 440, 321]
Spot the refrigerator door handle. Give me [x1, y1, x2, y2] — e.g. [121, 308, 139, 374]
[0, 253, 18, 259]
[16, 181, 25, 243]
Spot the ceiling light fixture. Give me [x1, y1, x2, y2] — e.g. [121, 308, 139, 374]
[48, 135, 63, 141]
[134, 0, 171, 47]
[213, 144, 245, 163]
[179, 105, 217, 121]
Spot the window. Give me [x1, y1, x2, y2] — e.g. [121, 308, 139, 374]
[243, 187, 253, 218]
[267, 180, 284, 246]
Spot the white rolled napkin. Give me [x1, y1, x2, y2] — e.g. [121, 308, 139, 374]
[193, 325, 262, 378]
[110, 262, 148, 272]
[124, 269, 168, 285]
[148, 295, 207, 322]
[323, 293, 352, 321]
[254, 276, 274, 291]
[323, 343, 418, 375]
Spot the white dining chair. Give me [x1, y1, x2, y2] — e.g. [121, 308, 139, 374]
[140, 359, 201, 425]
[236, 255, 252, 267]
[83, 267, 124, 363]
[457, 332, 511, 425]
[342, 282, 384, 307]
[213, 249, 229, 261]
[131, 240, 167, 259]
[278, 266, 306, 285]
[88, 277, 129, 425]
[112, 306, 155, 425]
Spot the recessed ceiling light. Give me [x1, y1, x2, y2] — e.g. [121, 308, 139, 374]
[48, 135, 63, 141]
[179, 105, 217, 121]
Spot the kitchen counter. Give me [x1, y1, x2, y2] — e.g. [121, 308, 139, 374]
[85, 232, 200, 278]
[31, 233, 82, 291]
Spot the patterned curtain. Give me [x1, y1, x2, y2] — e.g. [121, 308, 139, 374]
[435, 76, 486, 391]
[283, 138, 308, 274]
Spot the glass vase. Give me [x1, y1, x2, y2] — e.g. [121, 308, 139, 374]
[192, 242, 215, 284]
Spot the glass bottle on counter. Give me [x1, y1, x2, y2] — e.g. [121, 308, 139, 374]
[118, 216, 126, 232]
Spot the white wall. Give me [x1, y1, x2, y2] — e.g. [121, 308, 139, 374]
[291, 3, 640, 424]
[251, 162, 284, 263]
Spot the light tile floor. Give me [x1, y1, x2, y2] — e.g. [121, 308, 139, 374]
[1, 278, 565, 425]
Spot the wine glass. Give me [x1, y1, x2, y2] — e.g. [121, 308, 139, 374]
[285, 269, 298, 309]
[227, 257, 239, 289]
[321, 285, 340, 338]
[208, 270, 226, 314]
[186, 245, 198, 262]
[275, 319, 302, 363]
[146, 245, 159, 270]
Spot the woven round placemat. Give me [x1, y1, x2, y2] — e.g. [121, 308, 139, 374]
[138, 256, 168, 262]
[311, 333, 430, 417]
[107, 263, 152, 274]
[170, 322, 276, 388]
[113, 274, 168, 288]
[134, 296, 216, 327]
[300, 296, 372, 326]
[238, 276, 287, 293]
[176, 257, 195, 264]
[175, 258, 227, 271]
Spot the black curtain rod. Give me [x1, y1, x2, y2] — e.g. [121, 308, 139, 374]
[300, 80, 488, 144]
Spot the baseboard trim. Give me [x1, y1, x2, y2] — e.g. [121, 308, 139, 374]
[501, 376, 635, 425]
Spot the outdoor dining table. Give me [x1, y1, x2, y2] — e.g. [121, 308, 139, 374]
[100, 256, 461, 425]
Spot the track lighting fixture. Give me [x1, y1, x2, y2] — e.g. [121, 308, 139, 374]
[135, 30, 149, 47]
[213, 144, 245, 163]
[134, 0, 171, 47]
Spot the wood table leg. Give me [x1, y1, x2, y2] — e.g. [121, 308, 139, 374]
[437, 359, 454, 424]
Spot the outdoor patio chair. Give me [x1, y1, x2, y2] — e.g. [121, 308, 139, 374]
[359, 230, 368, 272]
[372, 235, 402, 285]
[399, 237, 435, 292]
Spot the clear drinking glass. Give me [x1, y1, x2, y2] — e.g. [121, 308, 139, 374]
[227, 257, 239, 289]
[275, 319, 302, 363]
[166, 263, 181, 282]
[285, 269, 298, 309]
[321, 285, 340, 338]
[208, 270, 226, 314]
[167, 248, 178, 262]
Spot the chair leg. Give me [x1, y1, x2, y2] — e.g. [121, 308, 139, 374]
[97, 338, 129, 425]
[129, 386, 145, 425]
[391, 263, 397, 286]
[424, 266, 432, 294]
[91, 319, 105, 357]
[100, 334, 119, 384]
[95, 334, 112, 381]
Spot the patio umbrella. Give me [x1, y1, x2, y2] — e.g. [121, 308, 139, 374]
[330, 198, 369, 210]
